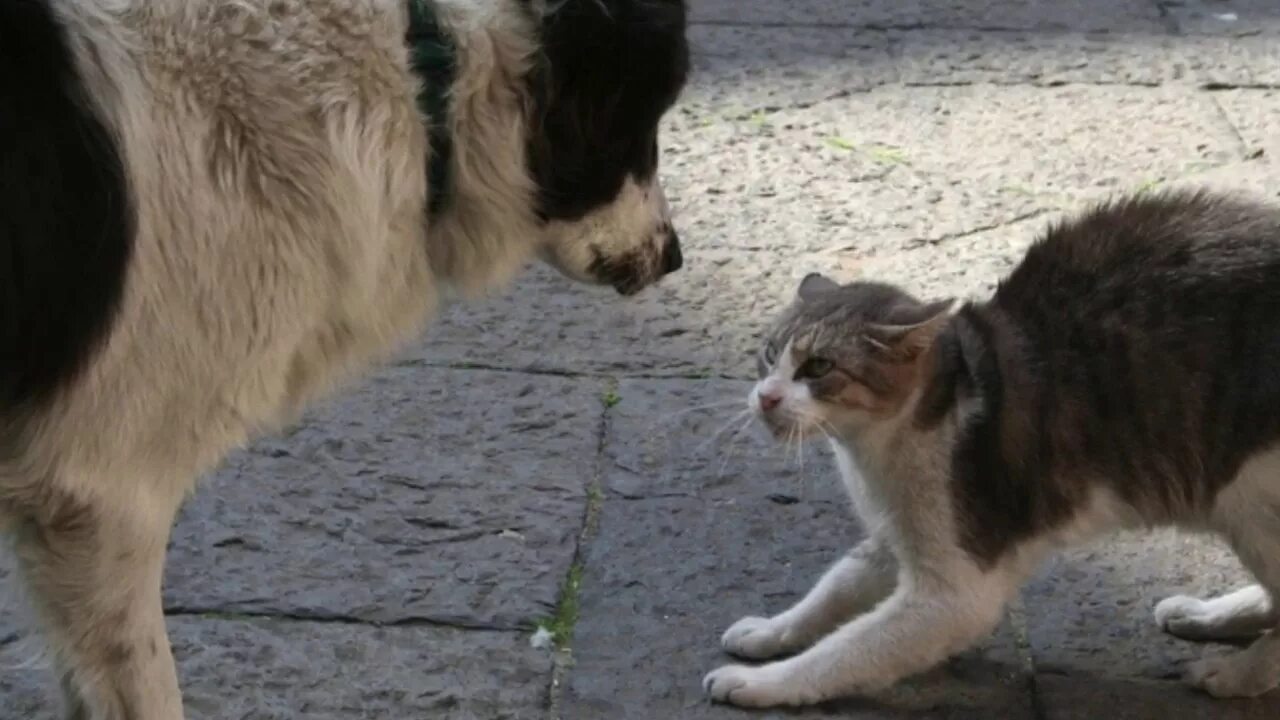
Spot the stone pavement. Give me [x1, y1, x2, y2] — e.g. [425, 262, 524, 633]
[6, 0, 1280, 717]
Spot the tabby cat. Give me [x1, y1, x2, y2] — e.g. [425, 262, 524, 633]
[705, 190, 1280, 707]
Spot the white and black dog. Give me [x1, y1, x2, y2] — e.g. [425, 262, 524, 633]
[0, 1, 688, 717]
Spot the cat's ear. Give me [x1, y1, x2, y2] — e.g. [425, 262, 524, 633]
[797, 273, 839, 302]
[863, 299, 958, 362]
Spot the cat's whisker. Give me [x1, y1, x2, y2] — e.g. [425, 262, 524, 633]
[716, 412, 757, 478]
[649, 400, 743, 426]
[695, 407, 754, 454]
[641, 400, 745, 441]
[774, 411, 842, 478]
[787, 424, 801, 470]
[796, 411, 839, 443]
[793, 427, 803, 474]
[792, 425, 802, 469]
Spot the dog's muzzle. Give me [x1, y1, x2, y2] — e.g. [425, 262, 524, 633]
[595, 230, 684, 296]
[661, 230, 683, 274]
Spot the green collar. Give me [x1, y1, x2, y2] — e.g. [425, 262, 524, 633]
[406, 1, 457, 217]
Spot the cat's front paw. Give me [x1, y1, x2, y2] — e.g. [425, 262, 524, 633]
[721, 616, 794, 660]
[703, 663, 797, 708]
[1155, 595, 1211, 639]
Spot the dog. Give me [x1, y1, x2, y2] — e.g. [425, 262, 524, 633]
[0, 0, 689, 716]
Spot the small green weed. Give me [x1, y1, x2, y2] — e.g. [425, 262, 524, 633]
[536, 563, 583, 649]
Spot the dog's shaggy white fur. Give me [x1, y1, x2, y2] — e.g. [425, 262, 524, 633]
[0, 1, 688, 716]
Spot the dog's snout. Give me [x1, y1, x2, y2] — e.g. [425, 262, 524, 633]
[661, 230, 683, 275]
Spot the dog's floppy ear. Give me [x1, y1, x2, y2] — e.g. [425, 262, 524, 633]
[525, 0, 690, 221]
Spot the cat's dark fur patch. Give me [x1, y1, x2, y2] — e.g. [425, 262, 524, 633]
[924, 191, 1280, 566]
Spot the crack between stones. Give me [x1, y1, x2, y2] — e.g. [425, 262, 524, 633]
[1152, 0, 1270, 39]
[544, 378, 614, 719]
[704, 79, 1238, 132]
[610, 491, 702, 501]
[903, 79, 1164, 89]
[716, 87, 866, 121]
[399, 359, 742, 382]
[1153, 0, 1181, 35]
[1202, 82, 1280, 92]
[162, 607, 523, 633]
[1028, 671, 1048, 720]
[1206, 93, 1254, 159]
[1008, 597, 1047, 720]
[691, 20, 1129, 34]
[897, 209, 1052, 250]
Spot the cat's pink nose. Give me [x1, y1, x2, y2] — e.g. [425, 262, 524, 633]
[758, 392, 782, 412]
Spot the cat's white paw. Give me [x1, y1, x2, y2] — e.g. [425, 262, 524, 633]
[1155, 595, 1211, 639]
[721, 616, 794, 660]
[1155, 587, 1275, 642]
[702, 663, 798, 708]
[1185, 654, 1279, 698]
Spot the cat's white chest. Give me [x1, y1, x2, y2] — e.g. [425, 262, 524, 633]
[829, 440, 889, 527]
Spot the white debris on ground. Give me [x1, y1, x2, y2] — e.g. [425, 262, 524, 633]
[529, 626, 555, 651]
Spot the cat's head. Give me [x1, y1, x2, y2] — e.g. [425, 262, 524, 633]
[751, 273, 956, 440]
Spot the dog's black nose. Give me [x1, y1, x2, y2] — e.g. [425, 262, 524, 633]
[661, 231, 683, 274]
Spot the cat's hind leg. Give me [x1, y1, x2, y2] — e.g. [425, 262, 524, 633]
[1155, 585, 1275, 642]
[721, 532, 896, 660]
[1184, 456, 1280, 698]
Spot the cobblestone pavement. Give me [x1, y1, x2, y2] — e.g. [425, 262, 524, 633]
[7, 0, 1280, 718]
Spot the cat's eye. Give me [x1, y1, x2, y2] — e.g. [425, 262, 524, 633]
[796, 357, 834, 379]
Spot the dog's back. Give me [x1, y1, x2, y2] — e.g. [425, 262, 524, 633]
[1, 6, 437, 714]
[4, 2, 436, 488]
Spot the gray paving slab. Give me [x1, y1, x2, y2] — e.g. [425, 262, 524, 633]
[415, 214, 1043, 383]
[849, 211, 1051, 300]
[1023, 533, 1253, 680]
[1024, 532, 1280, 715]
[422, 84, 1241, 379]
[1037, 673, 1280, 720]
[1162, 0, 1280, 36]
[3, 616, 551, 720]
[883, 8, 1280, 89]
[1214, 89, 1280, 161]
[596, 378, 841, 502]
[681, 25, 894, 114]
[668, 84, 1239, 256]
[1167, 156, 1280, 202]
[891, 31, 1190, 86]
[163, 366, 604, 628]
[560, 379, 1034, 720]
[1172, 35, 1280, 87]
[416, 248, 809, 380]
[688, 0, 1165, 33]
[424, 82, 1244, 381]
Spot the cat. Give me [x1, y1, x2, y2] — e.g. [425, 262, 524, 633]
[704, 189, 1280, 708]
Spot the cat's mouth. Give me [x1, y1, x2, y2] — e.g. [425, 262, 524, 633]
[757, 410, 819, 442]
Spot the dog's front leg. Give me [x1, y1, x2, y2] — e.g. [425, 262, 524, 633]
[704, 570, 1014, 708]
[12, 482, 185, 720]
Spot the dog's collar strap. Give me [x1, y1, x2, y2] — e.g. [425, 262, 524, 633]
[407, 1, 456, 217]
